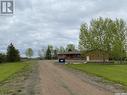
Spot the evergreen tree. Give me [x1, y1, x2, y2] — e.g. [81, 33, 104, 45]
[45, 46, 52, 59]
[6, 43, 20, 62]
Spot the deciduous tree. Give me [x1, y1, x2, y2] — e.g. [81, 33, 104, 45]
[25, 48, 34, 58]
[79, 17, 127, 62]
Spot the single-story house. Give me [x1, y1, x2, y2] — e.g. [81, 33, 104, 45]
[57, 51, 81, 60]
[84, 50, 109, 62]
[58, 50, 109, 62]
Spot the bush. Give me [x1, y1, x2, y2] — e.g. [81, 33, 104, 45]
[0, 53, 6, 63]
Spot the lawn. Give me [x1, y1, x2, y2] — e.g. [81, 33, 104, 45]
[0, 62, 29, 82]
[66, 64, 127, 86]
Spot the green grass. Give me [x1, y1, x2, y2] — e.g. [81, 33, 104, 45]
[0, 61, 29, 82]
[66, 64, 127, 86]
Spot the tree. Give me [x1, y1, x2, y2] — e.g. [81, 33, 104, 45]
[53, 49, 58, 59]
[25, 48, 34, 58]
[111, 19, 127, 61]
[0, 53, 6, 63]
[66, 44, 75, 52]
[48, 45, 54, 58]
[79, 17, 127, 62]
[45, 45, 52, 59]
[6, 43, 20, 62]
[59, 46, 65, 53]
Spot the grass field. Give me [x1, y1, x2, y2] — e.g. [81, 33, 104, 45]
[66, 64, 127, 86]
[0, 62, 29, 82]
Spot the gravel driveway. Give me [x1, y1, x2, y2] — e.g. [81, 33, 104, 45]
[38, 60, 114, 95]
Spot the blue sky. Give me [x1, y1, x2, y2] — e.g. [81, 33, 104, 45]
[0, 0, 127, 56]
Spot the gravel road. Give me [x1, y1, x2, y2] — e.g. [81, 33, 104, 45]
[38, 60, 114, 95]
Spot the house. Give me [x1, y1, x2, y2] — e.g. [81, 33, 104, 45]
[84, 50, 109, 62]
[57, 51, 81, 60]
[58, 50, 109, 62]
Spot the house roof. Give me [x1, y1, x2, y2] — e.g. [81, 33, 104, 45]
[58, 51, 80, 55]
[57, 50, 108, 55]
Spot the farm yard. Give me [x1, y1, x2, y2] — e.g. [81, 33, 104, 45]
[1, 16, 127, 94]
[0, 0, 127, 95]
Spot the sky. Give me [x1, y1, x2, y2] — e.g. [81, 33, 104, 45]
[0, 0, 127, 56]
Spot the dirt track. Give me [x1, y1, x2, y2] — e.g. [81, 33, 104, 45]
[38, 60, 114, 95]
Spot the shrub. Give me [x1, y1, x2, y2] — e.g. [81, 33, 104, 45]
[0, 53, 6, 63]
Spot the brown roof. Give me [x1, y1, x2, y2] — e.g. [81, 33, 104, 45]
[58, 51, 80, 55]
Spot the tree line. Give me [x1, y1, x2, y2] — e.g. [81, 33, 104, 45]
[37, 44, 77, 60]
[79, 17, 127, 61]
[0, 43, 77, 63]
